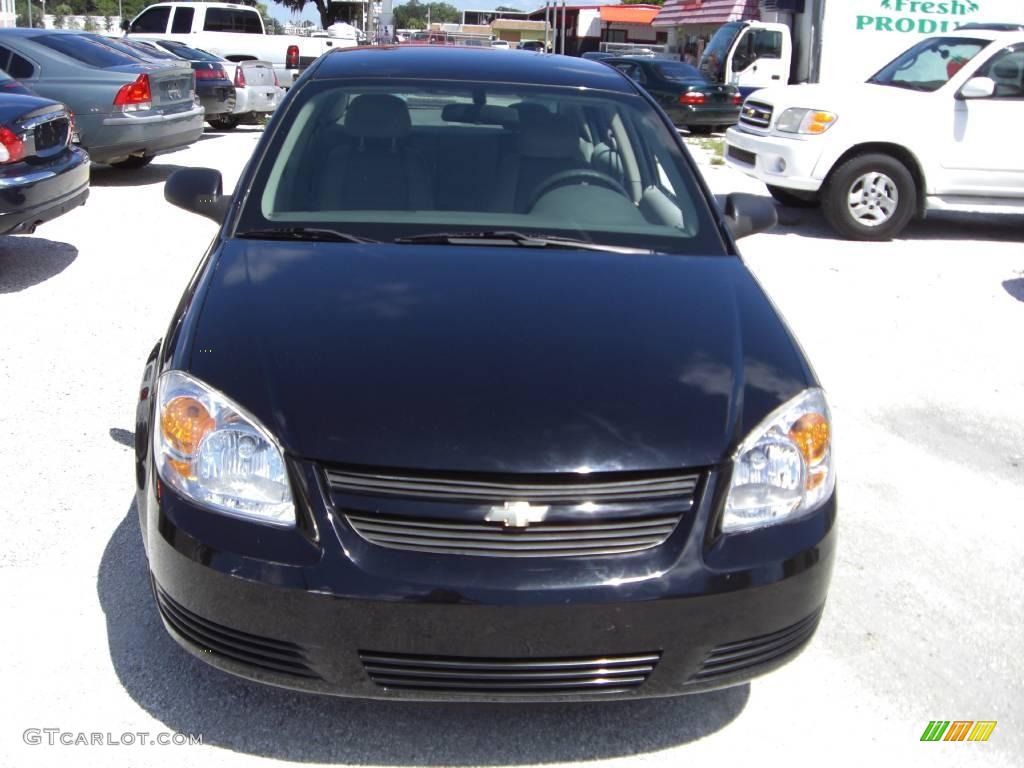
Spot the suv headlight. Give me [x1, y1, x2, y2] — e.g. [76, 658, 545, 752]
[723, 388, 834, 533]
[154, 370, 295, 527]
[776, 108, 837, 134]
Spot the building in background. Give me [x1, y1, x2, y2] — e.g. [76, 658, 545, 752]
[461, 9, 530, 26]
[1, 0, 19, 28]
[527, 4, 664, 56]
[653, 0, 760, 58]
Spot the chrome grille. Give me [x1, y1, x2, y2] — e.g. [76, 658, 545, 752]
[739, 100, 773, 129]
[345, 512, 683, 557]
[360, 650, 660, 694]
[325, 468, 699, 504]
[691, 608, 822, 683]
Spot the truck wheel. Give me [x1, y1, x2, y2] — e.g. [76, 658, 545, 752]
[767, 185, 819, 208]
[208, 114, 239, 131]
[109, 155, 154, 170]
[822, 153, 916, 241]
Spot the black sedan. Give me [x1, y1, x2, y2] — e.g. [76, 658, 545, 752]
[122, 39, 236, 123]
[0, 77, 88, 235]
[605, 57, 742, 132]
[137, 46, 835, 701]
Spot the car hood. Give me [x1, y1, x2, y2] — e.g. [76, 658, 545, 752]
[183, 241, 814, 474]
[748, 81, 927, 112]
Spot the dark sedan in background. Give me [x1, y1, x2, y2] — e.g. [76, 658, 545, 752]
[0, 29, 203, 169]
[137, 47, 835, 703]
[605, 57, 742, 132]
[0, 77, 89, 235]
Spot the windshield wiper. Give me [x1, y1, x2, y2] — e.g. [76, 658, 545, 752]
[394, 230, 654, 255]
[236, 227, 379, 244]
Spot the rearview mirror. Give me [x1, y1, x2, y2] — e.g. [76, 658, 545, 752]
[723, 193, 777, 239]
[165, 168, 231, 223]
[958, 76, 996, 99]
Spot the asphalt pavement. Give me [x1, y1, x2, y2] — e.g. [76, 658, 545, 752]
[0, 126, 1021, 767]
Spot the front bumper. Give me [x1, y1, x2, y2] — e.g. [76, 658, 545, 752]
[0, 146, 90, 235]
[139, 456, 837, 702]
[724, 126, 826, 192]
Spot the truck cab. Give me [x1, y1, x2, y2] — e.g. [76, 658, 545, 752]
[699, 21, 791, 97]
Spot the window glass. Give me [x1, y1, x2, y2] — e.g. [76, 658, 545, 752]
[238, 81, 722, 255]
[204, 9, 262, 34]
[868, 37, 987, 92]
[171, 7, 195, 34]
[129, 6, 171, 33]
[654, 61, 704, 82]
[161, 41, 224, 62]
[754, 30, 782, 59]
[0, 47, 10, 72]
[32, 34, 142, 68]
[975, 44, 1024, 98]
[8, 53, 36, 79]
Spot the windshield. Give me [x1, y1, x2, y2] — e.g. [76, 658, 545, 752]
[161, 41, 224, 62]
[654, 61, 705, 83]
[699, 22, 743, 84]
[868, 37, 988, 91]
[238, 80, 721, 254]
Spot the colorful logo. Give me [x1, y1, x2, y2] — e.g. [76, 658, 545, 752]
[921, 721, 997, 742]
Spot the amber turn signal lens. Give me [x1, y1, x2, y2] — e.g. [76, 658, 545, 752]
[160, 396, 214, 459]
[788, 412, 830, 466]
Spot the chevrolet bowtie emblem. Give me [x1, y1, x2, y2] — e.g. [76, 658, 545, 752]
[485, 501, 550, 528]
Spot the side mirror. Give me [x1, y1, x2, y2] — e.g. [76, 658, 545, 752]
[120, 19, 130, 32]
[165, 168, 231, 223]
[958, 76, 995, 99]
[723, 192, 777, 239]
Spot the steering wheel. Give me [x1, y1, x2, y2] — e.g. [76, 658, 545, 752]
[525, 169, 630, 211]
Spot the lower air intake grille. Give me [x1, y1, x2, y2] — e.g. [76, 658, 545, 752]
[360, 650, 661, 695]
[691, 608, 823, 683]
[154, 583, 319, 679]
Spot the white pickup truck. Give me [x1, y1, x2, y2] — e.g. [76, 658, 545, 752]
[125, 1, 356, 88]
[725, 29, 1024, 240]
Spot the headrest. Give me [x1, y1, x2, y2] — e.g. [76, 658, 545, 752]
[344, 94, 411, 139]
[518, 111, 578, 159]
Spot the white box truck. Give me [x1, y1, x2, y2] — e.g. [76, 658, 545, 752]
[699, 0, 1024, 91]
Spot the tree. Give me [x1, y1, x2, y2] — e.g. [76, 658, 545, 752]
[84, 16, 98, 30]
[16, 1, 45, 27]
[53, 4, 72, 28]
[392, 0, 459, 30]
[495, 6, 521, 11]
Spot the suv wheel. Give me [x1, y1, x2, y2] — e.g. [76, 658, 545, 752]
[822, 153, 916, 240]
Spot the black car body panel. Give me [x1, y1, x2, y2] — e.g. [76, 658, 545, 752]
[136, 46, 835, 701]
[0, 92, 89, 235]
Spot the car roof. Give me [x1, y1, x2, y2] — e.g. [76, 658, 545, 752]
[313, 45, 635, 93]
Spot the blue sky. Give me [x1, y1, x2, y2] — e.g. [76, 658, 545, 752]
[267, 0, 621, 27]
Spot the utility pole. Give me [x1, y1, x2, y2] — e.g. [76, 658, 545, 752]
[27, 0, 32, 28]
[544, 1, 550, 52]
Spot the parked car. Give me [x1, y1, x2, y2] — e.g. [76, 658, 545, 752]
[490, 40, 511, 50]
[125, 39, 235, 125]
[581, 51, 615, 61]
[605, 57, 742, 132]
[130, 37, 283, 130]
[0, 29, 203, 169]
[518, 40, 547, 52]
[725, 29, 1024, 239]
[125, 2, 350, 88]
[0, 79, 89, 235]
[137, 46, 836, 701]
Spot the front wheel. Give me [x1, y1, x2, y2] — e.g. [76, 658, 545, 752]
[767, 185, 819, 208]
[821, 153, 916, 241]
[109, 155, 154, 170]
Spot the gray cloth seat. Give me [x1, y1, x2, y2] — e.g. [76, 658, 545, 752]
[317, 94, 433, 210]
[495, 109, 587, 213]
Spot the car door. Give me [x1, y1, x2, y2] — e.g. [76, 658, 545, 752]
[728, 26, 789, 93]
[940, 43, 1024, 197]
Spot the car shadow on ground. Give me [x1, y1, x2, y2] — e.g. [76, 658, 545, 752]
[90, 163, 188, 188]
[98, 505, 750, 764]
[0, 236, 77, 293]
[765, 201, 1024, 243]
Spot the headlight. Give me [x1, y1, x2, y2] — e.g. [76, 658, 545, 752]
[775, 108, 837, 135]
[154, 370, 295, 527]
[722, 388, 834, 533]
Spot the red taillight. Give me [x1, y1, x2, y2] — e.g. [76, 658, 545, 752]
[732, 93, 743, 105]
[286, 44, 299, 69]
[194, 67, 226, 80]
[113, 74, 152, 110]
[234, 65, 246, 88]
[679, 92, 706, 105]
[0, 126, 25, 164]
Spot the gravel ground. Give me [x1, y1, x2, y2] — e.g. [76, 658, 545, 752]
[1, 126, 1022, 768]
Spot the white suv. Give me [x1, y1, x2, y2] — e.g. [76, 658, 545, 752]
[725, 30, 1024, 240]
